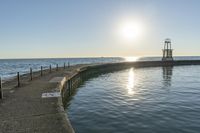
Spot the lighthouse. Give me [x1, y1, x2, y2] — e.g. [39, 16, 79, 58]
[162, 38, 173, 61]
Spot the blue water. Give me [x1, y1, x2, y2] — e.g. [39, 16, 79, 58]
[0, 57, 123, 79]
[1, 56, 200, 79]
[66, 65, 200, 133]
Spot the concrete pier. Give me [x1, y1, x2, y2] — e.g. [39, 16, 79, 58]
[0, 66, 80, 133]
[1, 60, 200, 133]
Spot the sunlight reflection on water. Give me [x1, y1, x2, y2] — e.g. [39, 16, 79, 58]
[126, 68, 135, 95]
[124, 56, 139, 62]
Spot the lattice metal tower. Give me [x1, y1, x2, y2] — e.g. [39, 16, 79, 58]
[162, 38, 173, 61]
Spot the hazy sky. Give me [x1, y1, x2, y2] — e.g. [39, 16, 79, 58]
[0, 0, 200, 58]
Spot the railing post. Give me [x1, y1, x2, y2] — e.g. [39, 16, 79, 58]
[68, 79, 71, 96]
[68, 62, 70, 68]
[41, 66, 43, 76]
[30, 68, 33, 80]
[0, 77, 3, 99]
[17, 72, 20, 87]
[56, 64, 58, 71]
[49, 65, 52, 73]
[64, 63, 66, 69]
[70, 78, 73, 89]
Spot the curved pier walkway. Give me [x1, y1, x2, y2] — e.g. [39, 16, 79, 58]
[0, 65, 86, 133]
[1, 60, 200, 133]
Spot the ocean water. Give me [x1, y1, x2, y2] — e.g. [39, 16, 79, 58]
[0, 57, 123, 79]
[1, 56, 200, 79]
[66, 65, 200, 133]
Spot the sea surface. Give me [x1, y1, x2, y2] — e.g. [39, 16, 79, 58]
[1, 56, 200, 79]
[66, 63, 200, 133]
[0, 57, 123, 79]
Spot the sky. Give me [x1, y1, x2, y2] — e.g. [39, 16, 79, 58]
[0, 0, 200, 58]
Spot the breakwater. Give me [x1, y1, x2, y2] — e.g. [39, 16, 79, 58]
[1, 60, 200, 133]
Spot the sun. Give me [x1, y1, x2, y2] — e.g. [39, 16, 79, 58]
[119, 20, 143, 41]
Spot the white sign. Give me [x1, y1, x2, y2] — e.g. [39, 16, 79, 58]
[42, 92, 60, 98]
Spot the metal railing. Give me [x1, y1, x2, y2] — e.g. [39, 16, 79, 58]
[0, 62, 70, 99]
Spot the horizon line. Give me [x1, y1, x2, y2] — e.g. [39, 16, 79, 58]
[0, 55, 200, 60]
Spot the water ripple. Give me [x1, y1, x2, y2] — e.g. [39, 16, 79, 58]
[67, 66, 200, 133]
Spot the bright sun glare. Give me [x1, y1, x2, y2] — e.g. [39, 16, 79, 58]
[119, 20, 143, 41]
[125, 56, 139, 62]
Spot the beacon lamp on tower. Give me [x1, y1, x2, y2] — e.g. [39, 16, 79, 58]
[162, 38, 173, 61]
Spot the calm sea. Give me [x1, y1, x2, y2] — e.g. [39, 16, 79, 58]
[0, 57, 123, 79]
[66, 65, 200, 133]
[1, 56, 200, 79]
